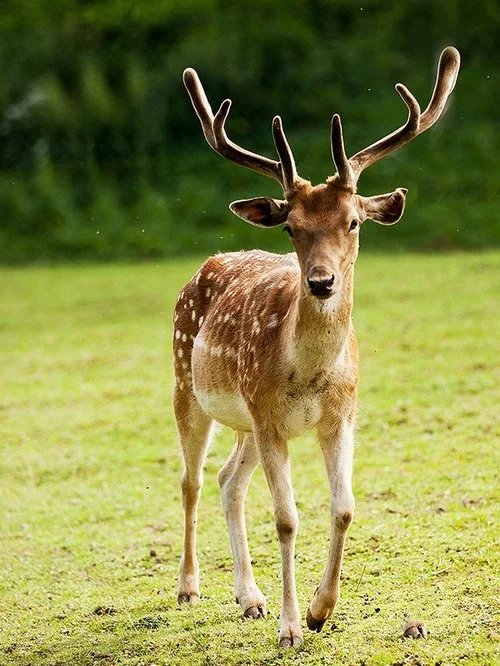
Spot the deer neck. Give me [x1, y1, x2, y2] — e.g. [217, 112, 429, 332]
[290, 269, 354, 377]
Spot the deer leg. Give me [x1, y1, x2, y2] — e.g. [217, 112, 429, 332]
[255, 432, 302, 648]
[307, 418, 355, 632]
[218, 432, 266, 618]
[175, 389, 214, 605]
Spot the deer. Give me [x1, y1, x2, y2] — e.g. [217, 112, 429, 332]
[173, 47, 460, 648]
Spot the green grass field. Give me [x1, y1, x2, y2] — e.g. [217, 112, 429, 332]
[1, 253, 499, 666]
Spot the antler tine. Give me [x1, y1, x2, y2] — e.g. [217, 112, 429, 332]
[272, 116, 298, 193]
[419, 46, 460, 132]
[331, 114, 355, 187]
[183, 68, 218, 150]
[349, 82, 421, 177]
[183, 68, 285, 187]
[348, 47, 460, 181]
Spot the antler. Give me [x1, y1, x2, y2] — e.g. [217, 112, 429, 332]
[331, 47, 460, 188]
[183, 68, 298, 193]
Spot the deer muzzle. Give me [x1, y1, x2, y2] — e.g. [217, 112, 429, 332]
[307, 267, 336, 299]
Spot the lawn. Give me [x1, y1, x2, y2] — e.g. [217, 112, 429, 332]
[0, 252, 498, 666]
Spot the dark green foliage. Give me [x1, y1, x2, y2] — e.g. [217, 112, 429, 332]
[0, 0, 498, 262]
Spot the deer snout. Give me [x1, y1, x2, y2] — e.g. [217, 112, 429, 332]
[307, 269, 336, 299]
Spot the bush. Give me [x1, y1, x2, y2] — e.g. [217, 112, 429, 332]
[0, 0, 498, 262]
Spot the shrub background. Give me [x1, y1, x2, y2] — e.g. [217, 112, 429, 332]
[1, 0, 498, 263]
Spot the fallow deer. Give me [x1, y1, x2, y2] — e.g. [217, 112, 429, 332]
[174, 47, 460, 648]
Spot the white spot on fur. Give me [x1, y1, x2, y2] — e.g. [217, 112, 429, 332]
[198, 316, 204, 327]
[175, 330, 181, 340]
[268, 313, 279, 328]
[191, 310, 196, 321]
[177, 348, 184, 358]
[181, 333, 187, 342]
[194, 337, 207, 351]
[205, 287, 211, 297]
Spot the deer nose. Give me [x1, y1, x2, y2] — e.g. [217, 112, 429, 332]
[307, 274, 335, 298]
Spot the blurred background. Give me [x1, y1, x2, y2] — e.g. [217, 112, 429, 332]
[1, 0, 498, 264]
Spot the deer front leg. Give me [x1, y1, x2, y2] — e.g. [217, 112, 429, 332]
[255, 431, 302, 648]
[218, 432, 266, 618]
[307, 418, 355, 632]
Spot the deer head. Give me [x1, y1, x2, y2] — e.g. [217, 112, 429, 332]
[183, 47, 460, 300]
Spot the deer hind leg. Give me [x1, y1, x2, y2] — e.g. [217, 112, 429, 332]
[255, 430, 302, 648]
[175, 386, 214, 605]
[307, 418, 355, 632]
[218, 432, 266, 619]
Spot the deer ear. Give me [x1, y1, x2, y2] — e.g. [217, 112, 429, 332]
[361, 188, 408, 225]
[229, 197, 290, 227]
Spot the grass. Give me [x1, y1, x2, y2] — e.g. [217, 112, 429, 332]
[0, 252, 498, 666]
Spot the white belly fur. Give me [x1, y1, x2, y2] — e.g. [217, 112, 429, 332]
[194, 387, 323, 440]
[194, 388, 253, 432]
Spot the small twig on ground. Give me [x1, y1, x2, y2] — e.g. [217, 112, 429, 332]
[355, 564, 367, 594]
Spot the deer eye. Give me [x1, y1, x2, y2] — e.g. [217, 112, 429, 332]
[283, 224, 294, 238]
[349, 219, 359, 232]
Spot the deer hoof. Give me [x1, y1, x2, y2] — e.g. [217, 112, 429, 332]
[306, 608, 326, 633]
[177, 593, 200, 606]
[243, 605, 266, 619]
[279, 633, 303, 649]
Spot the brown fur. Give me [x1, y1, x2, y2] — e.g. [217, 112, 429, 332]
[173, 182, 360, 435]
